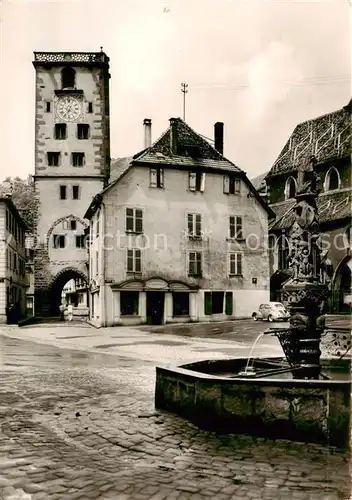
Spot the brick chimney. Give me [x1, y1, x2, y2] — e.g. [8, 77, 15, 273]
[143, 118, 152, 148]
[214, 122, 224, 155]
[169, 118, 178, 155]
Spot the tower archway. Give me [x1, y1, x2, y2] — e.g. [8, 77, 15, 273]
[50, 267, 88, 316]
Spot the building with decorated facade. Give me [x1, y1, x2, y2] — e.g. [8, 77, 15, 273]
[257, 100, 351, 313]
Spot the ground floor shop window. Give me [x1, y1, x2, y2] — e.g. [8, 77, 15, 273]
[205, 291, 233, 315]
[173, 292, 190, 316]
[120, 291, 139, 316]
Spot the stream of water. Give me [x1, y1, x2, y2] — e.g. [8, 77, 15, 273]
[244, 332, 265, 373]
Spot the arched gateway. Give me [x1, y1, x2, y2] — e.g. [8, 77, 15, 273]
[50, 268, 88, 316]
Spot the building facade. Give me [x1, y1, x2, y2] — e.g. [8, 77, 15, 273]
[32, 50, 111, 315]
[0, 198, 28, 323]
[262, 101, 351, 313]
[85, 118, 273, 327]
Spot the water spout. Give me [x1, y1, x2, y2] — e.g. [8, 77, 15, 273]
[243, 333, 265, 373]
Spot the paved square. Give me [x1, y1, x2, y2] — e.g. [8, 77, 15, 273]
[0, 321, 350, 499]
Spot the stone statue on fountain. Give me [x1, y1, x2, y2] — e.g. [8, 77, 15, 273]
[279, 155, 329, 379]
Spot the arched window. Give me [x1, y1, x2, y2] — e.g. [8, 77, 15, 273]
[324, 167, 340, 192]
[61, 67, 76, 89]
[284, 177, 297, 200]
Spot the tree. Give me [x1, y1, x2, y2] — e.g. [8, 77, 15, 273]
[0, 176, 38, 233]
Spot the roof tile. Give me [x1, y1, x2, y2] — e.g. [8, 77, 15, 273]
[270, 189, 352, 230]
[134, 118, 242, 173]
[267, 102, 351, 178]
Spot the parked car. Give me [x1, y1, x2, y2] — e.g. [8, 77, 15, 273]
[252, 302, 290, 322]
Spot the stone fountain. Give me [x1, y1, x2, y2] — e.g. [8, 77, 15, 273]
[155, 156, 351, 449]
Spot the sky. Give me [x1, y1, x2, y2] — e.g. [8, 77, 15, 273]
[0, 0, 351, 182]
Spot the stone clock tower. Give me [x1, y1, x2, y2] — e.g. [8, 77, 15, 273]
[32, 50, 110, 316]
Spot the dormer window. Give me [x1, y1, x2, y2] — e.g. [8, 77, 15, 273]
[324, 167, 340, 192]
[61, 67, 76, 89]
[284, 176, 297, 200]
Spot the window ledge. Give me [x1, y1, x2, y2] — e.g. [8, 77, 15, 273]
[229, 274, 243, 277]
[149, 185, 164, 189]
[188, 274, 203, 278]
[226, 238, 245, 242]
[188, 236, 203, 241]
[120, 314, 141, 318]
[125, 231, 144, 235]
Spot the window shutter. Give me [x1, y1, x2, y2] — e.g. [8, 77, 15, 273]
[159, 168, 164, 187]
[195, 214, 202, 237]
[127, 249, 134, 272]
[234, 179, 241, 194]
[150, 168, 157, 187]
[223, 175, 230, 194]
[225, 292, 233, 315]
[204, 292, 212, 315]
[200, 173, 205, 192]
[189, 172, 196, 191]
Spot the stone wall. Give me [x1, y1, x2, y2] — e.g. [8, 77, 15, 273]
[155, 359, 350, 449]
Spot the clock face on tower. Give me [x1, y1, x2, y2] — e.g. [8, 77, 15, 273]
[56, 95, 82, 122]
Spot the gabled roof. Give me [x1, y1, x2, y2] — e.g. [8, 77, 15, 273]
[84, 118, 274, 219]
[109, 156, 134, 183]
[251, 171, 268, 191]
[269, 189, 352, 231]
[133, 118, 242, 173]
[266, 100, 351, 179]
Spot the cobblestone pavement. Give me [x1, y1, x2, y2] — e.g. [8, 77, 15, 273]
[0, 333, 350, 500]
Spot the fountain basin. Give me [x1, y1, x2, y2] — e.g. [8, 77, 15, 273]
[155, 357, 351, 449]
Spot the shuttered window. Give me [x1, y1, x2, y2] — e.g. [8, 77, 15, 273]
[189, 172, 205, 192]
[150, 168, 164, 188]
[224, 175, 240, 195]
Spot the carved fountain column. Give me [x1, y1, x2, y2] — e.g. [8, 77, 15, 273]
[281, 156, 328, 379]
